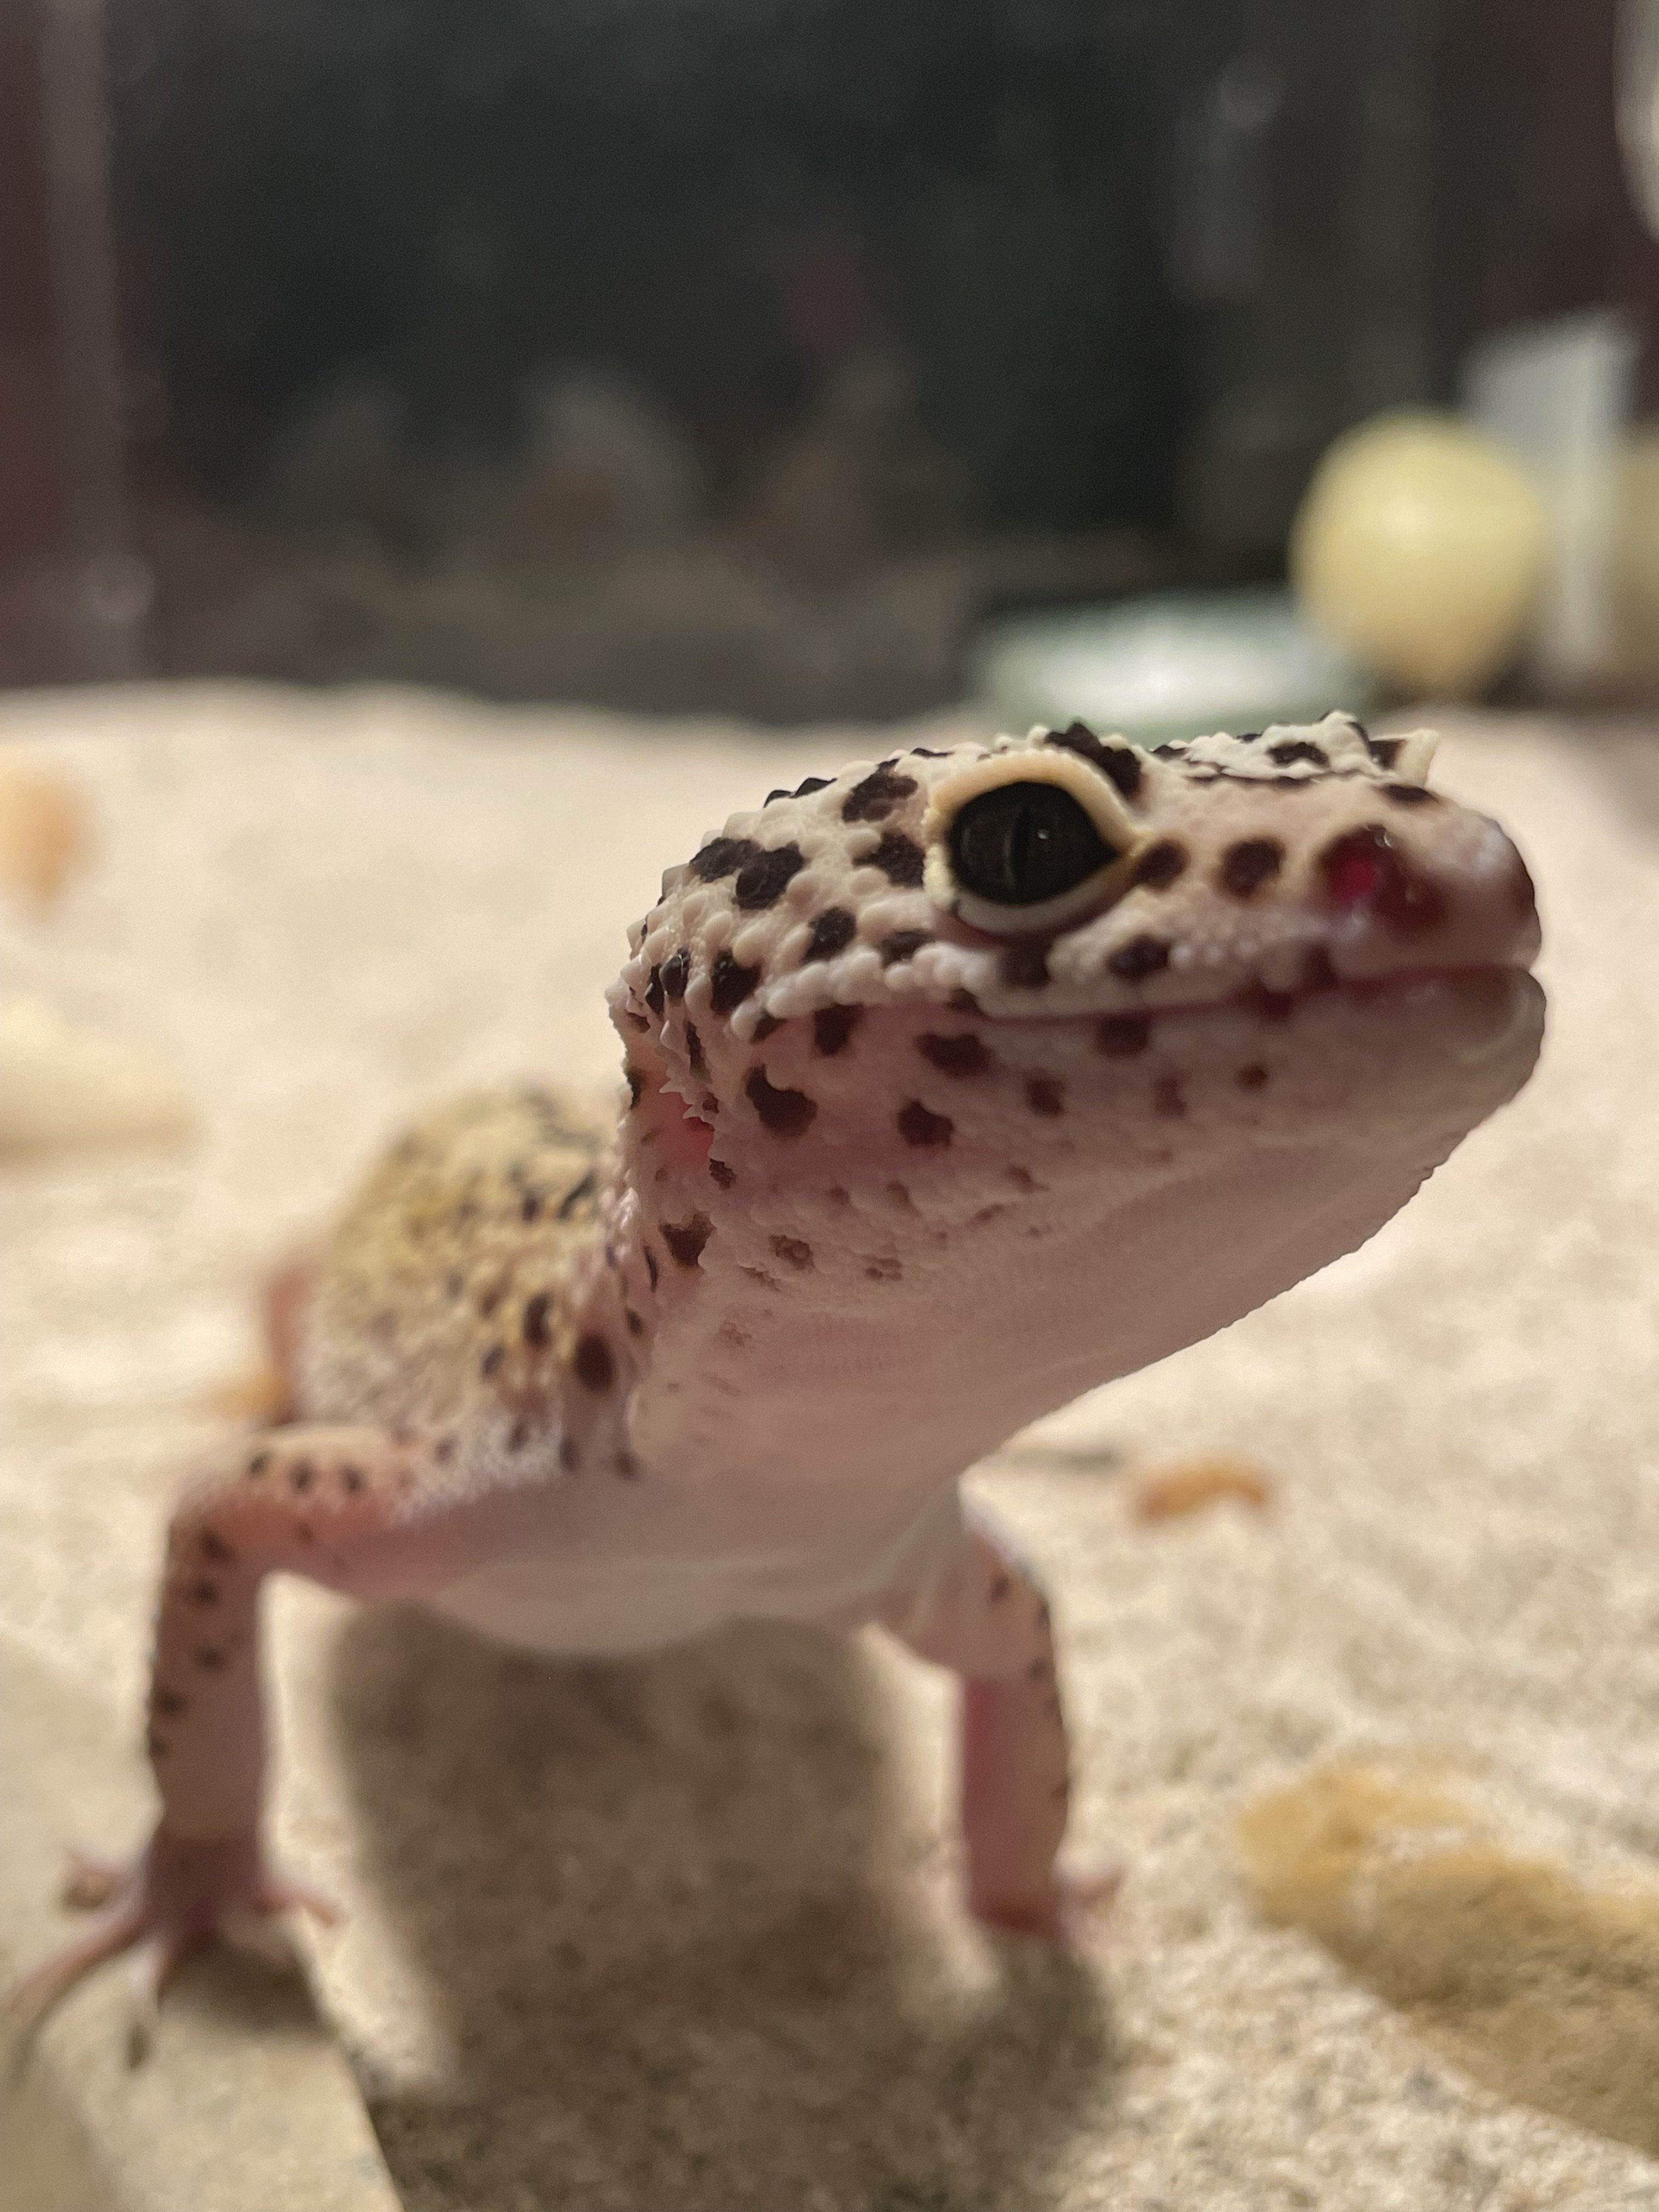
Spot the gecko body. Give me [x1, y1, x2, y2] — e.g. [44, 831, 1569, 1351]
[10, 713, 1544, 2047]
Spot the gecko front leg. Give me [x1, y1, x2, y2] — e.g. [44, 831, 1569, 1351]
[882, 1505, 1122, 1944]
[8, 1421, 520, 2058]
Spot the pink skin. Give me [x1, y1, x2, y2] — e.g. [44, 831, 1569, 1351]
[883, 1512, 1121, 1938]
[7, 1418, 530, 2059]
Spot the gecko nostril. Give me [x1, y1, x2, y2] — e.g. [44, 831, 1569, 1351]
[1318, 824, 1448, 939]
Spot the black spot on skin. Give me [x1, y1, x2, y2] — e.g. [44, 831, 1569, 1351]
[842, 768, 918, 823]
[898, 1100, 954, 1148]
[948, 986, 983, 1014]
[200, 1530, 235, 1565]
[745, 1067, 818, 1138]
[615, 1450, 641, 1480]
[795, 775, 832, 798]
[1025, 1075, 1064, 1116]
[1133, 840, 1187, 889]
[709, 1157, 737, 1189]
[879, 928, 933, 967]
[1240, 981, 1296, 1023]
[804, 907, 857, 963]
[1220, 838, 1284, 898]
[1365, 736, 1401, 768]
[507, 1418, 534, 1451]
[290, 1460, 315, 1494]
[917, 1032, 991, 1078]
[1002, 939, 1051, 989]
[1237, 1062, 1269, 1090]
[522, 1292, 552, 1348]
[341, 1464, 366, 1494]
[1384, 782, 1439, 806]
[1046, 721, 1144, 800]
[989, 1572, 1012, 1601]
[520, 1189, 544, 1223]
[146, 1729, 170, 1760]
[434, 1436, 456, 1465]
[689, 836, 761, 883]
[1007, 1165, 1037, 1190]
[645, 968, 665, 1016]
[573, 1333, 615, 1391]
[865, 1257, 902, 1281]
[1152, 1074, 1187, 1119]
[153, 1688, 187, 1718]
[661, 1212, 714, 1267]
[1268, 738, 1329, 768]
[481, 1344, 505, 1378]
[187, 1579, 219, 1606]
[558, 1169, 599, 1219]
[751, 1011, 782, 1040]
[625, 1306, 646, 1335]
[560, 1436, 581, 1472]
[685, 1021, 708, 1078]
[709, 950, 763, 1015]
[769, 1234, 814, 1271]
[1108, 934, 1171, 981]
[660, 950, 690, 1000]
[195, 1647, 226, 1672]
[814, 1005, 862, 1056]
[1097, 1012, 1151, 1057]
[1303, 946, 1341, 993]
[734, 843, 806, 910]
[478, 1281, 506, 1319]
[866, 830, 926, 887]
[701, 1095, 719, 1116]
[247, 1451, 271, 1477]
[645, 1247, 660, 1290]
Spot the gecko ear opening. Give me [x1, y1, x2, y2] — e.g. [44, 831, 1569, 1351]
[922, 747, 1145, 936]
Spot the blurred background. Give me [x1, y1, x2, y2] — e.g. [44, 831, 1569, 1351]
[6, 0, 1659, 731]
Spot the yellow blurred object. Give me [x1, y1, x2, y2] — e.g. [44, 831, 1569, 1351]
[1238, 1760, 1659, 2158]
[1132, 1457, 1272, 1523]
[0, 760, 89, 906]
[1611, 423, 1659, 684]
[1291, 411, 1548, 698]
[0, 995, 194, 1156]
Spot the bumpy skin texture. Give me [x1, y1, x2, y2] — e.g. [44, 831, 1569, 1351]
[9, 713, 1545, 2051]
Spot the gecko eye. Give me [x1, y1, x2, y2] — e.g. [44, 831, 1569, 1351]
[923, 741, 1146, 934]
[950, 783, 1120, 907]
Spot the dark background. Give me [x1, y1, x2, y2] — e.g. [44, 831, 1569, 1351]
[4, 0, 1656, 715]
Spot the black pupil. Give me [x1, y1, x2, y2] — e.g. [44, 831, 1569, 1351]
[949, 782, 1118, 907]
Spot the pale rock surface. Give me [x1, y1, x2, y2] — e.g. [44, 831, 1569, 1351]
[2, 682, 1658, 2210]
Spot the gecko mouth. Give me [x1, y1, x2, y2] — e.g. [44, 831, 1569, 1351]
[1147, 964, 1543, 1061]
[995, 958, 1539, 1041]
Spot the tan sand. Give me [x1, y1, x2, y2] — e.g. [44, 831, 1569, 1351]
[2, 682, 1658, 2211]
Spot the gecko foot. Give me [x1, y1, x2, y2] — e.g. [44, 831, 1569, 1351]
[7, 1829, 337, 2065]
[969, 1857, 1125, 1951]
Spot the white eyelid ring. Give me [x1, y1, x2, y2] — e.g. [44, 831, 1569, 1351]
[922, 744, 1149, 936]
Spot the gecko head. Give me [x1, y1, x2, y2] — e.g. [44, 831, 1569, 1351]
[609, 713, 1543, 1222]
